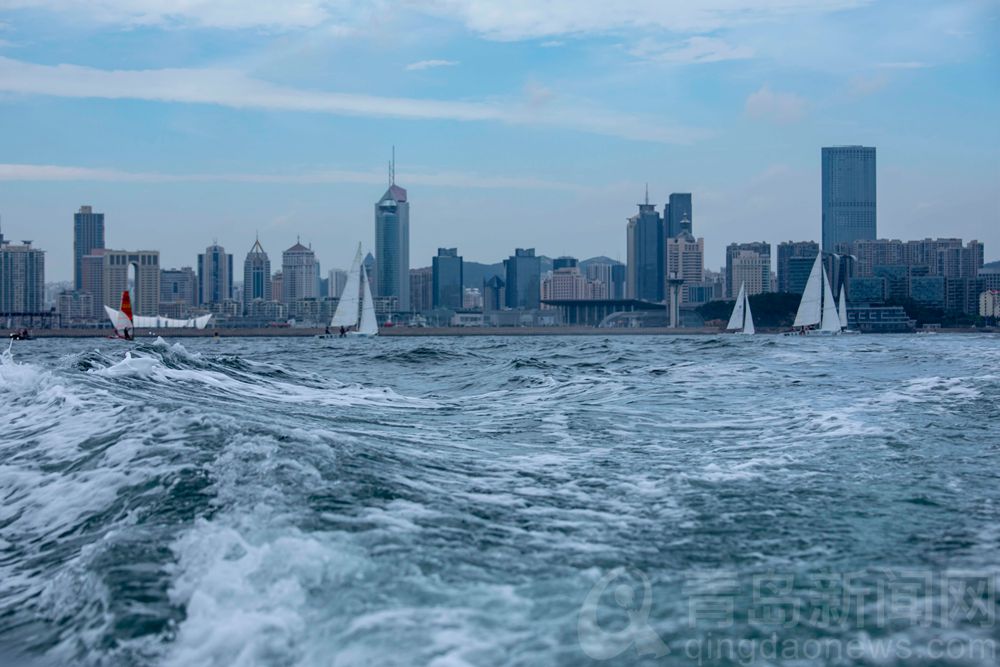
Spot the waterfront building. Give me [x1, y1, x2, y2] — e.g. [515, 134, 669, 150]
[432, 248, 464, 310]
[410, 267, 433, 313]
[81, 250, 106, 319]
[270, 271, 283, 304]
[585, 261, 627, 300]
[626, 189, 664, 302]
[483, 275, 505, 312]
[822, 146, 876, 252]
[103, 250, 160, 315]
[777, 241, 819, 293]
[73, 205, 104, 290]
[541, 264, 589, 302]
[281, 240, 319, 303]
[980, 290, 1000, 323]
[160, 267, 197, 313]
[197, 243, 233, 305]
[463, 288, 483, 310]
[0, 232, 45, 315]
[504, 248, 541, 310]
[375, 175, 410, 312]
[847, 277, 887, 304]
[243, 238, 272, 306]
[57, 290, 93, 324]
[726, 242, 771, 297]
[665, 231, 704, 306]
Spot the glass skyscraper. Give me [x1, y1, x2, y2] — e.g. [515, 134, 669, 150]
[73, 205, 104, 290]
[432, 248, 463, 310]
[197, 244, 233, 305]
[822, 146, 876, 252]
[665, 193, 692, 238]
[375, 183, 410, 312]
[242, 238, 272, 307]
[626, 192, 664, 303]
[503, 248, 541, 310]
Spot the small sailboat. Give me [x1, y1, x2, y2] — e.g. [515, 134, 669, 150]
[791, 254, 841, 335]
[725, 282, 755, 335]
[324, 243, 378, 338]
[837, 284, 860, 334]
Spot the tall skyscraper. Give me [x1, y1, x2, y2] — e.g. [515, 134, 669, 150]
[159, 267, 197, 308]
[281, 240, 319, 303]
[432, 248, 464, 310]
[0, 231, 45, 314]
[666, 193, 692, 238]
[328, 269, 348, 299]
[585, 260, 627, 300]
[81, 249, 106, 319]
[409, 267, 433, 313]
[197, 243, 233, 305]
[726, 242, 772, 297]
[822, 146, 876, 252]
[626, 188, 664, 302]
[375, 164, 410, 312]
[777, 241, 820, 294]
[243, 237, 272, 306]
[103, 250, 160, 315]
[483, 275, 505, 312]
[73, 205, 104, 290]
[504, 248, 541, 310]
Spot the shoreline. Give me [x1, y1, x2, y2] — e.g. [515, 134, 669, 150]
[4, 326, 995, 338]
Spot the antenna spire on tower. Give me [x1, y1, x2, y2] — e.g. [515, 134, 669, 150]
[645, 183, 649, 205]
[391, 145, 396, 185]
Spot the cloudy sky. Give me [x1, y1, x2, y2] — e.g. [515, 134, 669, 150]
[0, 0, 997, 280]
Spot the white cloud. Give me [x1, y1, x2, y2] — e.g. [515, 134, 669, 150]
[744, 85, 807, 123]
[0, 56, 707, 144]
[404, 59, 459, 71]
[419, 0, 869, 40]
[0, 0, 339, 30]
[0, 163, 585, 191]
[629, 36, 753, 64]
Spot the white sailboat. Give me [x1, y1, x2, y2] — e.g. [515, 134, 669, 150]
[791, 254, 841, 335]
[837, 284, 859, 334]
[324, 243, 378, 337]
[725, 282, 755, 335]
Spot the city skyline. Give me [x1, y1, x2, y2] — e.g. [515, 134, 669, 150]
[0, 1, 996, 281]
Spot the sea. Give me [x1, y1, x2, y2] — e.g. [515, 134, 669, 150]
[1, 334, 998, 666]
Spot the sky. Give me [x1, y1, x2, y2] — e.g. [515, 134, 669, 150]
[0, 0, 998, 281]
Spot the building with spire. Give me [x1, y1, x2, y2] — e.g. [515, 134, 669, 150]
[375, 150, 410, 312]
[243, 237, 272, 308]
[626, 185, 664, 302]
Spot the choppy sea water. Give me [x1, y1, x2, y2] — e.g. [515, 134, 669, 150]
[1, 334, 998, 667]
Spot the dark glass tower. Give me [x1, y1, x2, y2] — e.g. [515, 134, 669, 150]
[432, 247, 463, 310]
[822, 146, 876, 252]
[73, 205, 105, 290]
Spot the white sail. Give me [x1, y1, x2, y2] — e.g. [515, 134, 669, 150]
[330, 243, 363, 328]
[838, 284, 848, 330]
[743, 290, 755, 335]
[104, 307, 212, 330]
[793, 254, 823, 328]
[726, 283, 746, 331]
[820, 269, 841, 333]
[358, 265, 379, 336]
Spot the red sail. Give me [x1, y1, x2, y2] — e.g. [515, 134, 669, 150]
[120, 291, 133, 322]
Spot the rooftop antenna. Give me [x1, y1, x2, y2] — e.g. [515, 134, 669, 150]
[391, 145, 396, 185]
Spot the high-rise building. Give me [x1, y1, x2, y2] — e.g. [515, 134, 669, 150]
[0, 231, 45, 314]
[57, 290, 93, 324]
[73, 205, 104, 290]
[822, 146, 876, 252]
[375, 176, 410, 312]
[585, 261, 627, 300]
[665, 231, 704, 306]
[328, 269, 348, 299]
[665, 193, 692, 238]
[271, 271, 283, 304]
[282, 240, 318, 303]
[103, 250, 160, 315]
[483, 275, 505, 312]
[243, 238, 272, 306]
[777, 241, 820, 293]
[726, 242, 771, 297]
[81, 249, 106, 319]
[626, 189, 664, 302]
[504, 248, 541, 310]
[160, 267, 197, 310]
[410, 267, 433, 313]
[552, 256, 578, 271]
[197, 243, 233, 305]
[541, 263, 588, 302]
[432, 248, 464, 310]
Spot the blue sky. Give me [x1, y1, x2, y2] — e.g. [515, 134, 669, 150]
[1, 0, 997, 281]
